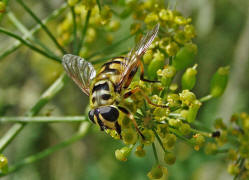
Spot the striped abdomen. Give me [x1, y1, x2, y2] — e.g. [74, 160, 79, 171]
[89, 57, 125, 108]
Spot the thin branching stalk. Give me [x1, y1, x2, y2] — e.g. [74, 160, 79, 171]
[0, 2, 67, 60]
[200, 94, 213, 102]
[16, 0, 67, 54]
[96, 0, 102, 11]
[0, 27, 61, 62]
[0, 122, 91, 176]
[152, 143, 159, 164]
[0, 74, 68, 152]
[7, 11, 57, 58]
[70, 6, 78, 54]
[0, 116, 86, 123]
[152, 129, 168, 153]
[77, 10, 91, 55]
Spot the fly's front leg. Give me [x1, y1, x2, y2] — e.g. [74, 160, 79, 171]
[115, 121, 122, 139]
[124, 87, 168, 108]
[139, 60, 159, 83]
[117, 106, 145, 139]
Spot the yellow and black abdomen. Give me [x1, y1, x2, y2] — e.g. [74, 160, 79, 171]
[96, 57, 125, 86]
[89, 57, 125, 108]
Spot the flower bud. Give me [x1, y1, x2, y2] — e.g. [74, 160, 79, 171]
[186, 100, 201, 122]
[143, 49, 153, 65]
[164, 152, 176, 165]
[157, 124, 168, 138]
[179, 123, 191, 135]
[184, 25, 196, 39]
[67, 0, 79, 6]
[107, 20, 120, 32]
[157, 66, 176, 88]
[172, 43, 197, 70]
[179, 90, 196, 106]
[165, 42, 179, 57]
[227, 163, 240, 175]
[210, 66, 229, 97]
[135, 145, 146, 157]
[115, 146, 131, 162]
[148, 52, 165, 79]
[0, 2, 6, 13]
[181, 64, 197, 90]
[121, 128, 138, 145]
[0, 154, 8, 174]
[145, 12, 159, 26]
[141, 129, 155, 145]
[168, 118, 181, 127]
[163, 134, 176, 149]
[147, 165, 164, 179]
[159, 9, 174, 21]
[167, 94, 180, 107]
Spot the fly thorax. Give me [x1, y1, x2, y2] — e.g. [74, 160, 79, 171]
[90, 80, 115, 108]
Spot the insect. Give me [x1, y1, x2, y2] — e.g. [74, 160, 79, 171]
[62, 24, 165, 138]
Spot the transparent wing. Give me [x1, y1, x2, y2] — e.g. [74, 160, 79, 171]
[62, 54, 96, 96]
[118, 24, 160, 88]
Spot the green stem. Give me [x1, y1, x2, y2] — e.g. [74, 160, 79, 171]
[168, 127, 194, 146]
[200, 94, 213, 102]
[0, 74, 68, 153]
[70, 6, 78, 55]
[0, 27, 61, 62]
[152, 129, 168, 153]
[87, 34, 134, 60]
[0, 3, 67, 60]
[16, 0, 66, 54]
[77, 10, 91, 55]
[0, 116, 87, 123]
[7, 11, 57, 58]
[0, 122, 91, 177]
[96, 0, 101, 11]
[152, 143, 159, 164]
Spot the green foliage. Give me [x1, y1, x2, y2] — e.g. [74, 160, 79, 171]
[0, 0, 248, 180]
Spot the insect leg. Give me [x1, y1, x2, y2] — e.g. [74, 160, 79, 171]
[124, 87, 168, 108]
[117, 106, 145, 139]
[96, 114, 105, 131]
[139, 60, 159, 83]
[115, 121, 122, 139]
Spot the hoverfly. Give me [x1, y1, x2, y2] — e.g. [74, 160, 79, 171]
[62, 24, 165, 138]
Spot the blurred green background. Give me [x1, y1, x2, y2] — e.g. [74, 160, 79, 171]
[0, 0, 249, 179]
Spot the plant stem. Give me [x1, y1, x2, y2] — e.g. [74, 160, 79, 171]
[7, 11, 57, 58]
[168, 127, 194, 146]
[70, 6, 78, 55]
[200, 94, 213, 102]
[0, 27, 61, 62]
[0, 116, 87, 123]
[152, 143, 159, 164]
[16, 0, 66, 54]
[0, 74, 68, 153]
[0, 2, 67, 61]
[152, 129, 168, 153]
[77, 10, 91, 55]
[0, 122, 91, 176]
[96, 0, 102, 11]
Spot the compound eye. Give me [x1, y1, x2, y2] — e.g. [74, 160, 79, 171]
[88, 110, 95, 124]
[99, 106, 119, 122]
